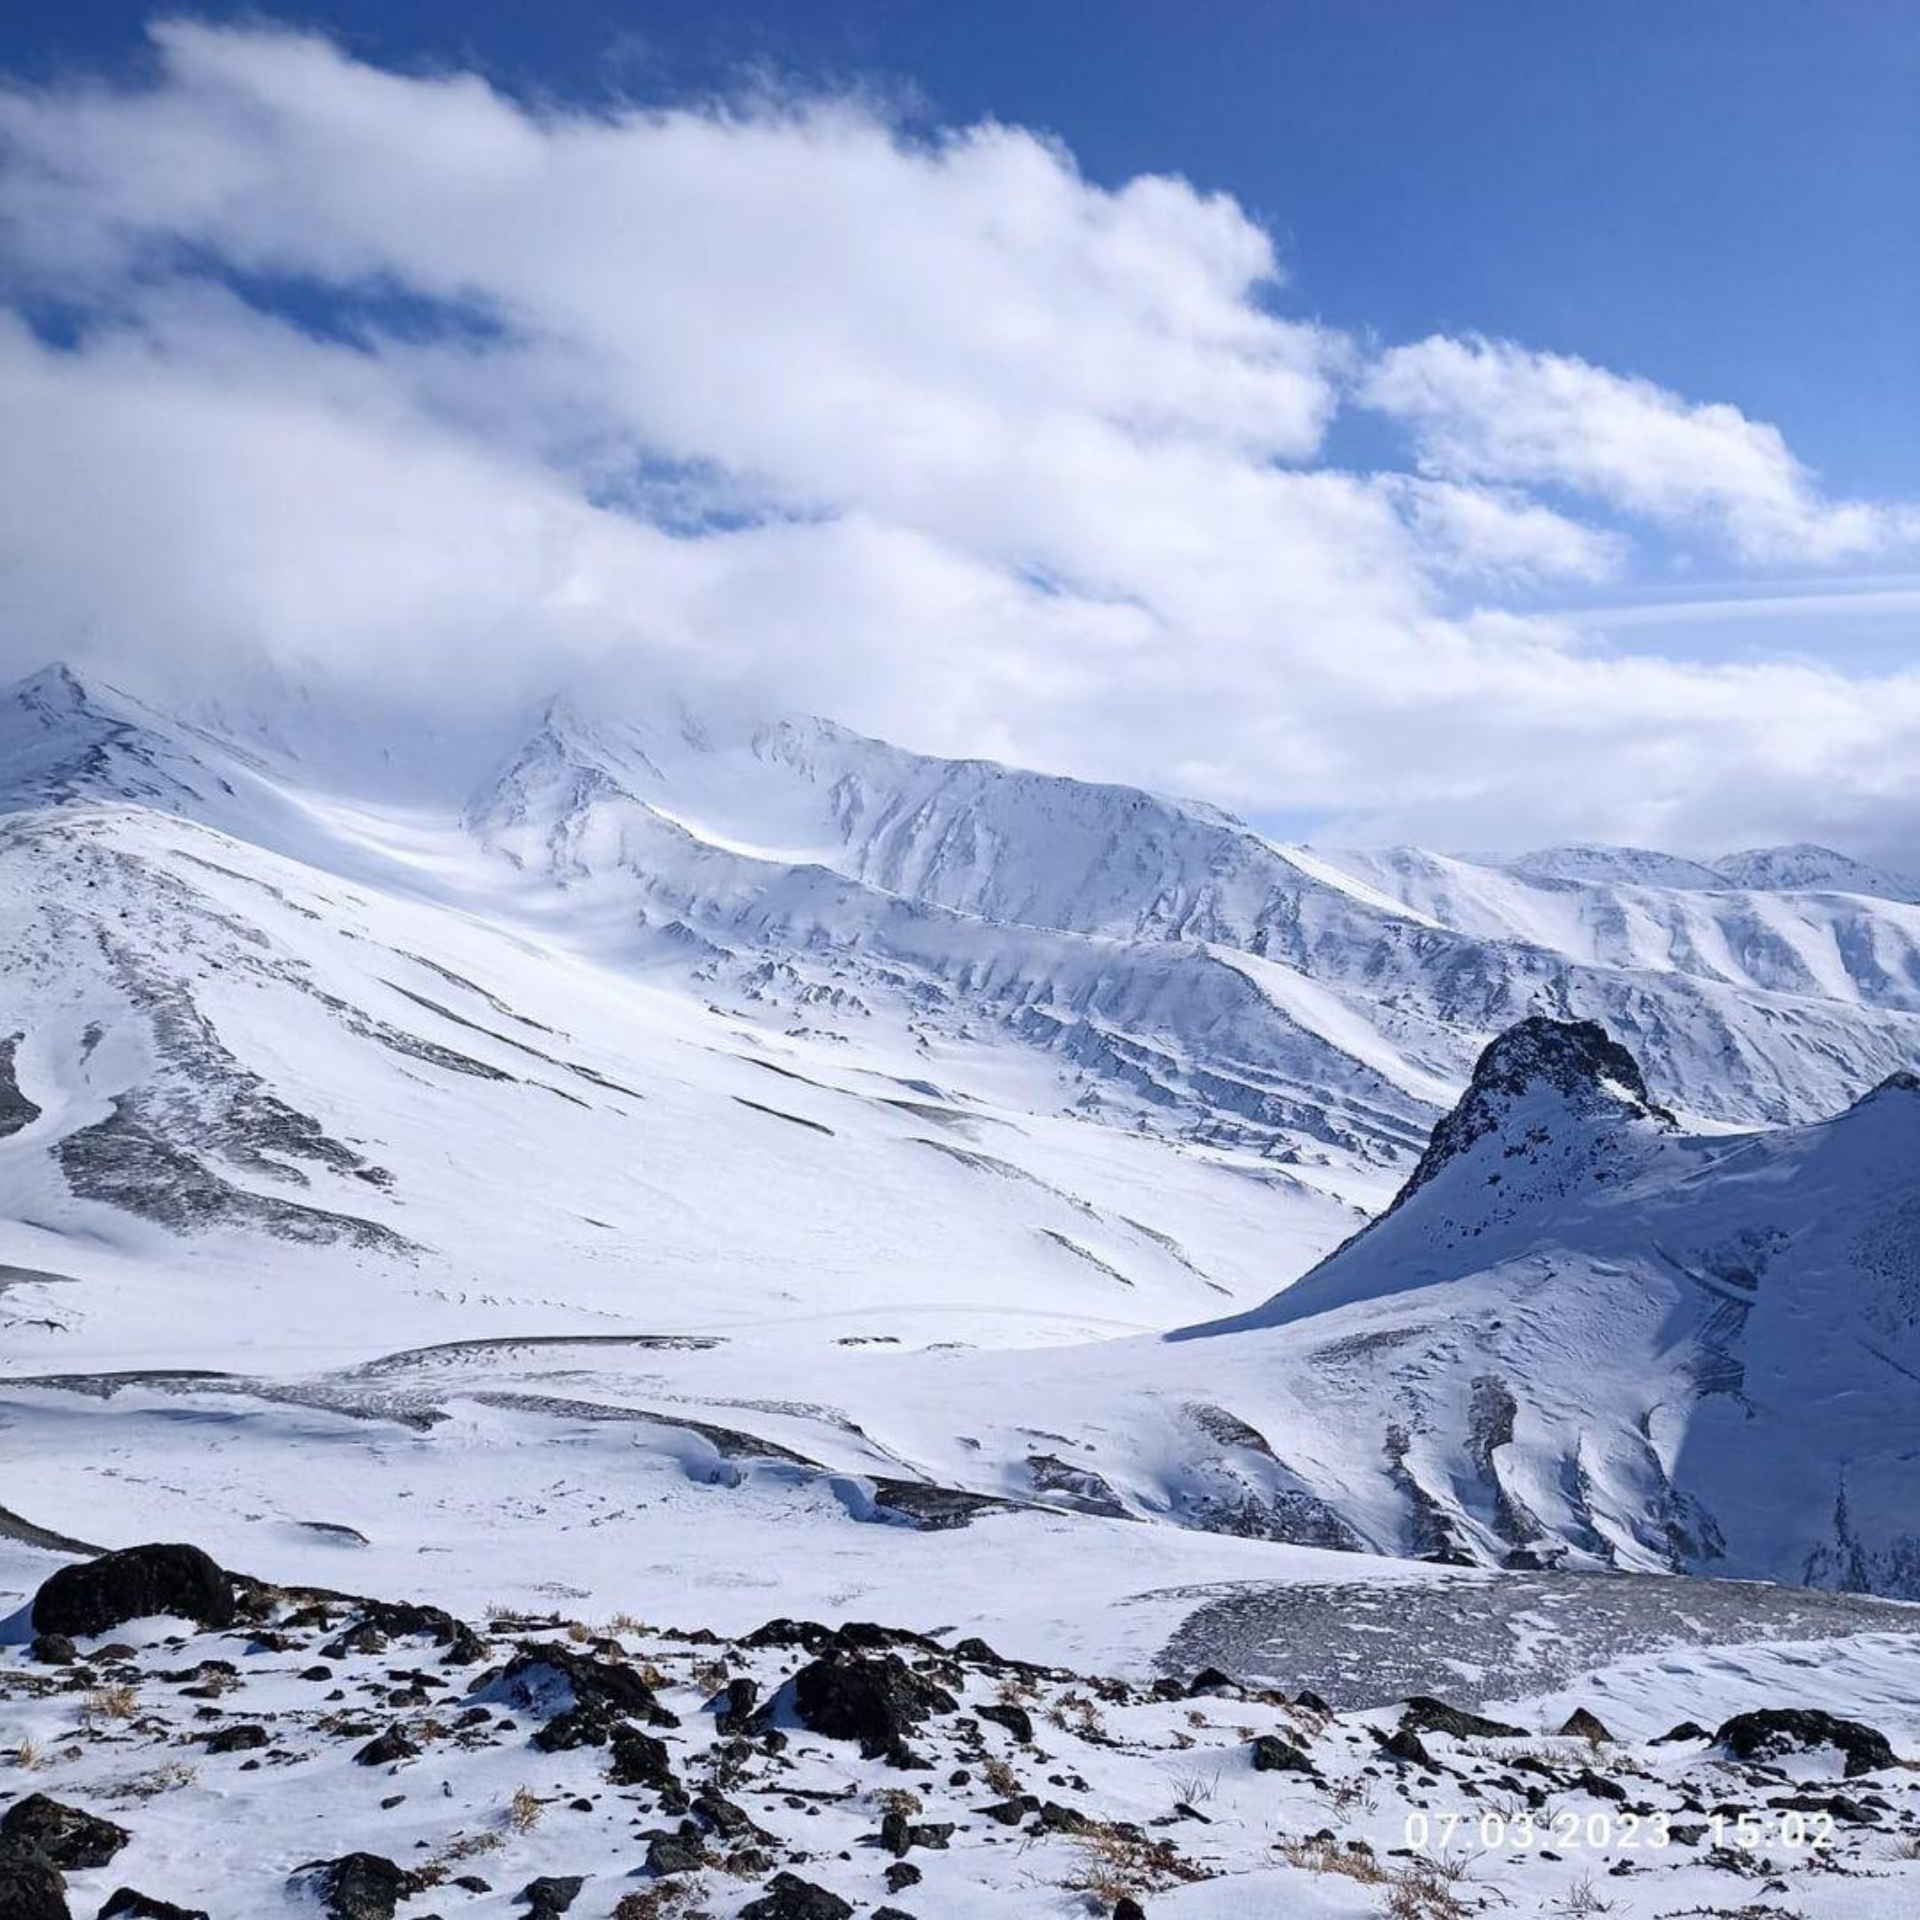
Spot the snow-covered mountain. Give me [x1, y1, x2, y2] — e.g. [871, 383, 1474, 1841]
[6, 659, 1920, 1618]
[1166, 1015, 1920, 1595]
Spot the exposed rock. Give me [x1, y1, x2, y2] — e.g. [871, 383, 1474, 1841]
[0, 1843, 69, 1920]
[98, 1891, 211, 1919]
[788, 1652, 957, 1759]
[291, 1852, 422, 1920]
[1401, 1017, 1676, 1204]
[976, 1702, 1033, 1744]
[1715, 1708, 1897, 1779]
[203, 1724, 269, 1754]
[1249, 1733, 1317, 1776]
[739, 1872, 855, 1920]
[1, 1795, 131, 1870]
[1559, 1708, 1613, 1742]
[353, 1726, 418, 1767]
[31, 1544, 233, 1638]
[519, 1875, 583, 1916]
[1400, 1696, 1526, 1741]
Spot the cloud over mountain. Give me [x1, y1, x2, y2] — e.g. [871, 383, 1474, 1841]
[2, 20, 1918, 856]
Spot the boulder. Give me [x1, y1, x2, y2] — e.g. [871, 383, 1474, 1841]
[1, 1797, 131, 1871]
[290, 1853, 421, 1920]
[1715, 1709, 1897, 1779]
[0, 1843, 68, 1920]
[1559, 1708, 1613, 1742]
[1400, 1696, 1526, 1741]
[606, 1726, 680, 1794]
[739, 1873, 854, 1920]
[789, 1652, 957, 1758]
[98, 1892, 211, 1919]
[1249, 1733, 1317, 1775]
[31, 1545, 233, 1639]
[519, 1876, 583, 1916]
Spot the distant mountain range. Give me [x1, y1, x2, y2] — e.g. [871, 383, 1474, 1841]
[4, 659, 1920, 1599]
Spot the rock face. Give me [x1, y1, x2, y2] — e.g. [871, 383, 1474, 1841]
[31, 1544, 234, 1638]
[1716, 1708, 1897, 1779]
[0, 1794, 132, 1870]
[0, 1036, 38, 1138]
[1394, 1016, 1675, 1209]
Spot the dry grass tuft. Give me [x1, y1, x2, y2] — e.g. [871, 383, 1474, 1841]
[1061, 1821, 1211, 1902]
[82, 1684, 139, 1726]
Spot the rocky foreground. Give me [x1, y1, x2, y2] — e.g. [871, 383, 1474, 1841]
[6, 1545, 1920, 1918]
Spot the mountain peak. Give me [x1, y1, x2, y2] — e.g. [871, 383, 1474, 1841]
[1845, 1068, 1920, 1113]
[1396, 1016, 1675, 1207]
[11, 660, 94, 710]
[1711, 843, 1920, 904]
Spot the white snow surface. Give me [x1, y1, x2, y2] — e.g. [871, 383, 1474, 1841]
[7, 662, 1920, 1914]
[4, 662, 1920, 1677]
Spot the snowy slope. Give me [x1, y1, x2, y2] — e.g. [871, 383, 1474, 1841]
[1149, 1019, 1920, 1594]
[1714, 841, 1920, 903]
[7, 661, 1920, 1616]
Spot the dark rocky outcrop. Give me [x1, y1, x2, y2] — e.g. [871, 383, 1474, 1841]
[290, 1853, 422, 1920]
[1400, 1695, 1527, 1742]
[0, 1843, 68, 1920]
[31, 1544, 234, 1638]
[0, 1795, 131, 1870]
[519, 1875, 584, 1916]
[0, 1036, 39, 1138]
[1249, 1732, 1317, 1775]
[98, 1891, 211, 1920]
[788, 1651, 958, 1759]
[478, 1643, 673, 1750]
[1715, 1708, 1897, 1779]
[739, 1873, 855, 1920]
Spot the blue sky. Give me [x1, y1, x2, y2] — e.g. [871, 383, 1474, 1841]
[15, 1, 1914, 493]
[1, 4, 1917, 853]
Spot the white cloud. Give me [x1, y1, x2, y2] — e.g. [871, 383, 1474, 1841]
[2, 21, 1920, 861]
[1362, 334, 1915, 566]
